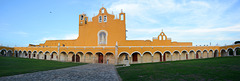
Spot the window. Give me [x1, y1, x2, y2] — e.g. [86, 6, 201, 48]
[99, 16, 102, 22]
[104, 16, 107, 22]
[121, 14, 124, 20]
[80, 15, 83, 20]
[102, 9, 104, 13]
[98, 31, 107, 45]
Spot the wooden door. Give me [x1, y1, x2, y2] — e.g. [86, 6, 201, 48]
[98, 54, 103, 63]
[133, 54, 137, 62]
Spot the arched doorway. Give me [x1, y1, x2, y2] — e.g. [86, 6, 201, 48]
[214, 50, 218, 57]
[209, 50, 213, 58]
[72, 54, 80, 62]
[235, 47, 240, 56]
[142, 52, 152, 63]
[105, 52, 114, 64]
[76, 52, 84, 62]
[181, 51, 188, 60]
[85, 52, 93, 63]
[118, 52, 129, 64]
[164, 51, 171, 61]
[60, 52, 67, 62]
[153, 52, 162, 62]
[203, 50, 208, 58]
[221, 49, 227, 57]
[131, 52, 141, 63]
[96, 52, 103, 63]
[0, 49, 7, 56]
[227, 48, 234, 56]
[196, 50, 201, 59]
[173, 51, 180, 61]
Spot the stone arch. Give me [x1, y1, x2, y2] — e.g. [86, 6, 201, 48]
[71, 52, 80, 62]
[7, 50, 13, 57]
[221, 49, 227, 57]
[153, 51, 162, 62]
[163, 51, 172, 61]
[172, 50, 180, 61]
[131, 52, 141, 63]
[227, 48, 234, 56]
[203, 50, 208, 58]
[27, 51, 31, 58]
[38, 51, 44, 59]
[68, 51, 75, 62]
[189, 50, 195, 59]
[181, 50, 188, 60]
[96, 52, 104, 63]
[214, 50, 219, 57]
[142, 51, 152, 63]
[130, 51, 141, 57]
[0, 49, 7, 56]
[105, 52, 114, 64]
[32, 51, 37, 59]
[118, 52, 129, 64]
[60, 51, 67, 62]
[14, 50, 18, 57]
[85, 52, 93, 63]
[51, 51, 58, 60]
[209, 50, 214, 58]
[196, 50, 201, 59]
[76, 52, 84, 62]
[19, 50, 23, 57]
[44, 51, 51, 60]
[234, 47, 240, 56]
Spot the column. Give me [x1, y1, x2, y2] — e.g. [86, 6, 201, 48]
[151, 56, 153, 62]
[129, 57, 132, 64]
[75, 54, 76, 63]
[141, 56, 143, 63]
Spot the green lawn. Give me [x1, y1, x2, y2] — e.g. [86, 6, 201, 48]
[117, 56, 240, 81]
[0, 56, 86, 77]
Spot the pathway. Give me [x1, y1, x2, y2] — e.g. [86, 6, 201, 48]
[0, 64, 121, 81]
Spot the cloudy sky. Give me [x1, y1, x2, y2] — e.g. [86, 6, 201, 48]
[0, 0, 240, 47]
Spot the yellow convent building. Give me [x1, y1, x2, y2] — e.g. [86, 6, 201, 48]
[1, 7, 240, 65]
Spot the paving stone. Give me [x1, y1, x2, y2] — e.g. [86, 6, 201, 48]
[0, 64, 121, 81]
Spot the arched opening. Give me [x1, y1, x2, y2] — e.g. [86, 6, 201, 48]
[0, 49, 7, 56]
[51, 52, 58, 60]
[38, 51, 43, 59]
[131, 52, 141, 63]
[85, 52, 93, 63]
[72, 54, 80, 62]
[227, 48, 234, 56]
[118, 52, 129, 64]
[153, 52, 162, 62]
[32, 51, 37, 59]
[209, 50, 213, 58]
[203, 50, 208, 58]
[189, 50, 195, 59]
[14, 51, 18, 57]
[235, 47, 240, 56]
[23, 51, 27, 58]
[173, 51, 180, 61]
[196, 50, 201, 59]
[214, 50, 218, 57]
[164, 51, 171, 61]
[96, 52, 103, 63]
[19, 51, 22, 57]
[60, 52, 67, 62]
[68, 52, 74, 62]
[105, 52, 114, 64]
[7, 50, 13, 57]
[45, 51, 50, 60]
[76, 52, 84, 62]
[181, 51, 188, 60]
[221, 49, 227, 57]
[142, 52, 152, 63]
[28, 51, 31, 58]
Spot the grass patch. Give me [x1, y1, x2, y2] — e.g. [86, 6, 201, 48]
[0, 56, 86, 77]
[117, 56, 240, 81]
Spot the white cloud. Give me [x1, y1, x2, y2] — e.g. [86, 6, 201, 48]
[32, 34, 78, 44]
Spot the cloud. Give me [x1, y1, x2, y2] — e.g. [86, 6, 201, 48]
[32, 34, 78, 44]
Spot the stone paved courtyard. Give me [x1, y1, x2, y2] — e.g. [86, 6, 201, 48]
[0, 64, 121, 81]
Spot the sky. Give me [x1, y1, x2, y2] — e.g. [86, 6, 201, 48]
[0, 0, 240, 47]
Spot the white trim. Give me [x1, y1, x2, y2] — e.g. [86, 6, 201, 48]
[51, 51, 57, 55]
[234, 47, 240, 52]
[44, 51, 50, 55]
[142, 51, 153, 56]
[131, 51, 141, 57]
[163, 51, 172, 55]
[118, 51, 130, 57]
[227, 48, 234, 52]
[181, 50, 188, 55]
[153, 51, 163, 56]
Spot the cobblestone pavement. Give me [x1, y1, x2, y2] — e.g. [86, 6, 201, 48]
[0, 64, 121, 81]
